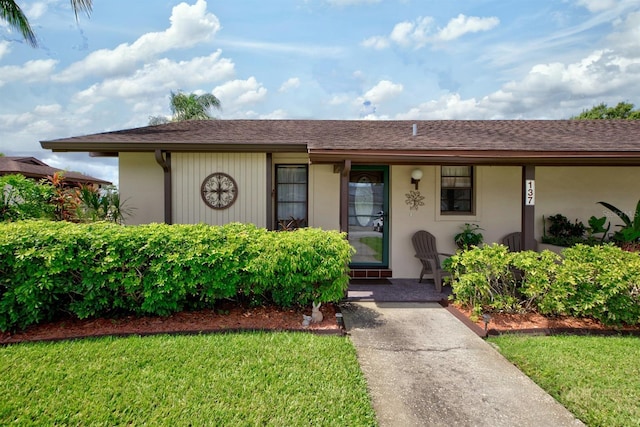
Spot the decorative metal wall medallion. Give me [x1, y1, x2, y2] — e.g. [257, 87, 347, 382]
[405, 190, 425, 211]
[201, 172, 238, 210]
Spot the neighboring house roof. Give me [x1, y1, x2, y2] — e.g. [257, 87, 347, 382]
[0, 156, 111, 186]
[41, 119, 640, 166]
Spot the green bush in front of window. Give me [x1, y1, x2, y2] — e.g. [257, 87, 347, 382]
[445, 243, 640, 326]
[0, 221, 353, 332]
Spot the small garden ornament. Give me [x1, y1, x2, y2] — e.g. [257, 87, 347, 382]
[311, 302, 323, 323]
[302, 315, 312, 328]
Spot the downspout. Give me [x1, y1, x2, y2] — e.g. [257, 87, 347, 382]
[340, 159, 351, 233]
[154, 149, 172, 225]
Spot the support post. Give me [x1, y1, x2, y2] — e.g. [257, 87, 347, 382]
[522, 165, 536, 251]
[154, 149, 172, 225]
[266, 153, 273, 230]
[339, 160, 351, 233]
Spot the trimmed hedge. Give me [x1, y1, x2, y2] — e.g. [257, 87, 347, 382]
[445, 243, 640, 326]
[0, 221, 353, 332]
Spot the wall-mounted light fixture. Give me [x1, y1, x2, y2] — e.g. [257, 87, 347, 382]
[410, 168, 423, 190]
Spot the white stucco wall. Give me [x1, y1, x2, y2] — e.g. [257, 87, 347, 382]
[536, 167, 640, 238]
[389, 165, 522, 278]
[119, 152, 164, 225]
[309, 164, 341, 230]
[390, 165, 640, 278]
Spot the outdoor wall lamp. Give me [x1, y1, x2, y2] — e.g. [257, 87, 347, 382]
[411, 168, 423, 190]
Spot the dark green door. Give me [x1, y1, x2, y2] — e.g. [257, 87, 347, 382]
[348, 166, 389, 268]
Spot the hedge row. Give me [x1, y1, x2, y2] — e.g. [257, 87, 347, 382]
[445, 244, 640, 326]
[0, 221, 353, 332]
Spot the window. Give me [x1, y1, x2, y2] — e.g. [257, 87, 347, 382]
[276, 165, 308, 230]
[441, 166, 474, 214]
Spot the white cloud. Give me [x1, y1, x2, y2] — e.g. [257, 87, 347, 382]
[54, 0, 220, 82]
[0, 41, 10, 60]
[389, 18, 433, 48]
[361, 35, 389, 50]
[353, 80, 403, 117]
[325, 0, 381, 5]
[25, 2, 48, 20]
[260, 109, 289, 119]
[607, 11, 640, 55]
[576, 0, 617, 12]
[279, 77, 300, 92]
[0, 59, 58, 87]
[395, 93, 484, 120]
[503, 49, 640, 98]
[361, 80, 404, 104]
[34, 104, 63, 115]
[213, 77, 267, 110]
[436, 14, 500, 41]
[73, 51, 235, 103]
[218, 38, 344, 58]
[363, 14, 497, 49]
[329, 94, 350, 105]
[396, 42, 640, 120]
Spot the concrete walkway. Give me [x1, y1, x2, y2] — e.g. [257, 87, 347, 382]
[341, 301, 584, 427]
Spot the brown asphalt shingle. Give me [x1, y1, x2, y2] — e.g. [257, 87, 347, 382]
[41, 120, 640, 153]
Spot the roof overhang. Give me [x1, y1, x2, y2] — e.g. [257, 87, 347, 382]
[308, 149, 640, 166]
[41, 142, 308, 154]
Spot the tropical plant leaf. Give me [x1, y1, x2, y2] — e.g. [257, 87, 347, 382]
[633, 199, 640, 231]
[597, 201, 631, 227]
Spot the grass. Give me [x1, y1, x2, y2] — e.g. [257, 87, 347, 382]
[359, 236, 383, 261]
[0, 332, 377, 426]
[488, 334, 640, 427]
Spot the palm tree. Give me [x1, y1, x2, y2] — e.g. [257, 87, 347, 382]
[170, 91, 221, 121]
[1, 0, 92, 47]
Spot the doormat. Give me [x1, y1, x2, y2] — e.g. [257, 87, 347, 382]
[349, 278, 392, 285]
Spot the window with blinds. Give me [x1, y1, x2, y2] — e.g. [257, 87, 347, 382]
[276, 165, 308, 229]
[441, 166, 474, 214]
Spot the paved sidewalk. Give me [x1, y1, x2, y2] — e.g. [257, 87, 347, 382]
[341, 301, 584, 427]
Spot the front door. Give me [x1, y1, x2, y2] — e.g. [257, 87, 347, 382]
[348, 166, 389, 268]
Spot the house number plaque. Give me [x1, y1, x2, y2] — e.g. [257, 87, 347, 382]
[525, 180, 535, 205]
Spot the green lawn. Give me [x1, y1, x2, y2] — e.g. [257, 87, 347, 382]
[488, 334, 640, 427]
[0, 332, 377, 426]
[359, 236, 383, 261]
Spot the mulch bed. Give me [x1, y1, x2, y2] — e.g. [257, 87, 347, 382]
[4, 300, 639, 344]
[443, 301, 640, 338]
[0, 303, 343, 345]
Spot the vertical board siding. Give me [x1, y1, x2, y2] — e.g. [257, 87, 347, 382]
[172, 153, 267, 227]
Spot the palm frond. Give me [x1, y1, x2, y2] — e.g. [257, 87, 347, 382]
[0, 0, 37, 47]
[70, 0, 92, 19]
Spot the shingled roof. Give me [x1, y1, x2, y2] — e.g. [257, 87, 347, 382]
[41, 119, 640, 166]
[0, 157, 111, 186]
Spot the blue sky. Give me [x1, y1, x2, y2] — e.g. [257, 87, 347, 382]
[1, 0, 640, 185]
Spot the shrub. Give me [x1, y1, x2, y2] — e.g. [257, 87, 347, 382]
[244, 228, 353, 306]
[445, 244, 640, 326]
[444, 244, 520, 317]
[557, 244, 640, 325]
[0, 221, 352, 332]
[0, 174, 54, 221]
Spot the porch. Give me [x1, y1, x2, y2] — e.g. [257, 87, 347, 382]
[347, 278, 452, 303]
